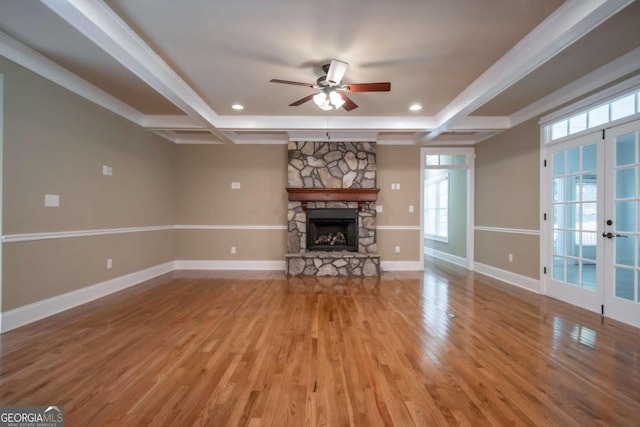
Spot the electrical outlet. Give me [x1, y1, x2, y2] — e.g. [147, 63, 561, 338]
[394, 246, 400, 254]
[409, 205, 414, 213]
[102, 165, 113, 176]
[508, 253, 513, 263]
[231, 246, 237, 254]
[107, 258, 113, 269]
[231, 182, 241, 189]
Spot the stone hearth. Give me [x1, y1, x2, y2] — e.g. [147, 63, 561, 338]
[286, 252, 380, 276]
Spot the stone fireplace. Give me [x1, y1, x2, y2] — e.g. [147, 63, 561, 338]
[285, 141, 380, 276]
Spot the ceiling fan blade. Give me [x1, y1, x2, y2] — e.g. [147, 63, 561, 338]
[289, 93, 318, 106]
[340, 94, 358, 111]
[326, 59, 348, 86]
[345, 82, 391, 92]
[270, 79, 315, 88]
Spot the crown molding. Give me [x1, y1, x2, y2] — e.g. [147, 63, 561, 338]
[0, 30, 144, 125]
[423, 0, 635, 142]
[40, 0, 233, 144]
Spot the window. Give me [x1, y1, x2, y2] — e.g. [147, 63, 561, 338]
[425, 154, 466, 166]
[424, 174, 448, 241]
[546, 88, 640, 143]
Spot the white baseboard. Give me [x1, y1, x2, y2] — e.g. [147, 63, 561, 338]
[473, 262, 540, 294]
[1, 261, 174, 333]
[424, 247, 469, 269]
[174, 260, 286, 271]
[381, 261, 423, 271]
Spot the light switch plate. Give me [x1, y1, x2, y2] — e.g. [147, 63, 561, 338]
[409, 205, 414, 213]
[376, 205, 383, 213]
[44, 194, 60, 207]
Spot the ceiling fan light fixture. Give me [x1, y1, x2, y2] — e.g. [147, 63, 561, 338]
[329, 91, 345, 109]
[313, 92, 331, 110]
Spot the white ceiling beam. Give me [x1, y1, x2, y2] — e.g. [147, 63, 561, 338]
[421, 0, 635, 142]
[287, 131, 379, 142]
[40, 0, 234, 144]
[450, 116, 511, 130]
[211, 115, 438, 132]
[141, 115, 203, 130]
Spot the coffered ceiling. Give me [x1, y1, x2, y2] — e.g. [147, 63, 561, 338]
[0, 0, 639, 145]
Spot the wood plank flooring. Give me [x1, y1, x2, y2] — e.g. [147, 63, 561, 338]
[1, 260, 639, 426]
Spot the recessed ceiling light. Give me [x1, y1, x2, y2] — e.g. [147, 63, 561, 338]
[409, 104, 422, 111]
[232, 104, 244, 110]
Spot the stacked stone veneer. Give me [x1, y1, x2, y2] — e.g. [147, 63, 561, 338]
[286, 141, 380, 276]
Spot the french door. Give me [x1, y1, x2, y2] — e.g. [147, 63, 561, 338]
[603, 121, 640, 328]
[546, 119, 640, 328]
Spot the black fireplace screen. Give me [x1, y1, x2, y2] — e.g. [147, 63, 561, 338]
[306, 208, 358, 252]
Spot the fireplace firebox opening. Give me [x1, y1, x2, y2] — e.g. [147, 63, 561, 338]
[306, 208, 358, 252]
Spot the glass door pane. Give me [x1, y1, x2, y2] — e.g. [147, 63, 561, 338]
[604, 121, 640, 329]
[546, 134, 603, 315]
[551, 143, 599, 291]
[612, 131, 638, 303]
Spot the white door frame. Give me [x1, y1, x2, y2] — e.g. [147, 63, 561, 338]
[420, 147, 475, 270]
[0, 74, 4, 333]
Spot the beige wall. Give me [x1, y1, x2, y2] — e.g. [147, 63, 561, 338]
[4, 231, 174, 310]
[475, 118, 539, 230]
[474, 118, 540, 279]
[175, 144, 288, 225]
[173, 144, 423, 262]
[474, 231, 539, 279]
[173, 144, 288, 260]
[377, 145, 421, 261]
[1, 57, 175, 310]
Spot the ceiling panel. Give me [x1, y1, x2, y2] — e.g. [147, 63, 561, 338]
[0, 0, 182, 115]
[473, 1, 640, 116]
[106, 0, 563, 116]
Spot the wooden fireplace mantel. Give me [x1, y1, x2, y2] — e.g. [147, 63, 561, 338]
[286, 188, 380, 211]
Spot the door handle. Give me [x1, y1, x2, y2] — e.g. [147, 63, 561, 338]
[602, 232, 628, 239]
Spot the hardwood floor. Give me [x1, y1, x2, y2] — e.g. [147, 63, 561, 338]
[1, 260, 639, 426]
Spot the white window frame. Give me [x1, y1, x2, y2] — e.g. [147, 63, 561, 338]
[424, 172, 449, 242]
[541, 75, 640, 145]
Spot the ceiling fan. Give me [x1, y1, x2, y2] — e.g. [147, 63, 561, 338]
[270, 59, 391, 111]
